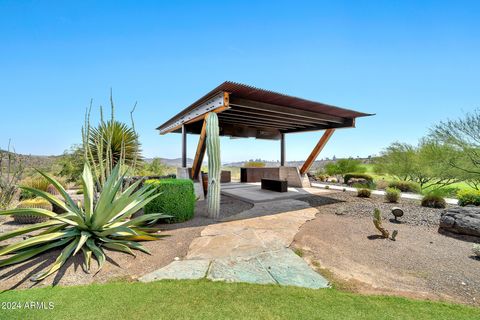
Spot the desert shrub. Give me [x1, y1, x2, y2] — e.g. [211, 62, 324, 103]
[324, 185, 330, 189]
[388, 180, 421, 193]
[316, 174, 328, 182]
[473, 244, 480, 258]
[376, 179, 390, 190]
[329, 178, 338, 183]
[344, 173, 373, 185]
[421, 190, 447, 208]
[385, 187, 400, 203]
[144, 179, 196, 223]
[457, 189, 480, 206]
[357, 188, 371, 198]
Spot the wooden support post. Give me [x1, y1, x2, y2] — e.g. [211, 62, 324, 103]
[181, 125, 187, 168]
[299, 129, 335, 175]
[191, 117, 208, 179]
[280, 133, 285, 166]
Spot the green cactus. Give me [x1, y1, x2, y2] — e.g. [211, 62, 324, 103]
[206, 112, 221, 219]
[373, 208, 399, 241]
[14, 198, 52, 224]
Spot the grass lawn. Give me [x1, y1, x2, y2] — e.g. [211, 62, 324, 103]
[0, 280, 478, 320]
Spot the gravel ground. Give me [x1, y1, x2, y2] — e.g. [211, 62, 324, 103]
[298, 191, 451, 228]
[0, 196, 251, 290]
[293, 191, 480, 306]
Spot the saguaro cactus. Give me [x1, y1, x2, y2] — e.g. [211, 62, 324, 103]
[206, 112, 221, 219]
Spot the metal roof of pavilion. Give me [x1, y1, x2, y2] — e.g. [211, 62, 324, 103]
[157, 81, 372, 140]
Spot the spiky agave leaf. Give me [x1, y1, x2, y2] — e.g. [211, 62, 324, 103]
[0, 163, 167, 281]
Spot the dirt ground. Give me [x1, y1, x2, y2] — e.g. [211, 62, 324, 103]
[0, 195, 249, 290]
[293, 192, 480, 306]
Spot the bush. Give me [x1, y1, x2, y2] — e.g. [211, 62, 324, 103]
[357, 188, 371, 198]
[144, 179, 196, 223]
[376, 179, 390, 190]
[421, 191, 447, 209]
[473, 244, 480, 258]
[457, 189, 480, 206]
[388, 181, 421, 193]
[385, 187, 400, 203]
[344, 173, 373, 185]
[329, 178, 338, 183]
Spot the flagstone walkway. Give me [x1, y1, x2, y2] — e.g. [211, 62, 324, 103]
[140, 199, 329, 289]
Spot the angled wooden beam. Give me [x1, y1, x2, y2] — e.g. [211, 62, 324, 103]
[191, 117, 208, 180]
[299, 129, 335, 175]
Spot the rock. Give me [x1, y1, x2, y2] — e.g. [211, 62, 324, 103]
[440, 206, 480, 237]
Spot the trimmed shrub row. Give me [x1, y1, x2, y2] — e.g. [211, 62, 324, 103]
[144, 179, 196, 223]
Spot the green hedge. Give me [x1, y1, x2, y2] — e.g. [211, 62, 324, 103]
[343, 173, 373, 184]
[457, 189, 480, 206]
[144, 179, 196, 223]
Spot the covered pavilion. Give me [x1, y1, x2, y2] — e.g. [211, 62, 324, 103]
[156, 81, 371, 197]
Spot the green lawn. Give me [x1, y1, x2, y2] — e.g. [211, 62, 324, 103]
[0, 280, 478, 320]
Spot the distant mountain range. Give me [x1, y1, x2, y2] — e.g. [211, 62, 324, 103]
[2, 151, 372, 172]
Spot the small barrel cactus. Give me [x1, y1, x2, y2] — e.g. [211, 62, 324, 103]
[14, 198, 52, 224]
[206, 112, 221, 219]
[46, 183, 60, 196]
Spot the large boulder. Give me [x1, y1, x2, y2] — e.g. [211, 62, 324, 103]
[440, 206, 480, 237]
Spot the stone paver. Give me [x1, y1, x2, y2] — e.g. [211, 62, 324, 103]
[139, 260, 210, 282]
[140, 199, 329, 289]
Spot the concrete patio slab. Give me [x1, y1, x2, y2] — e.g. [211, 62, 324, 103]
[221, 182, 334, 204]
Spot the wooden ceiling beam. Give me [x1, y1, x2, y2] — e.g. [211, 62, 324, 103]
[219, 113, 308, 128]
[221, 109, 316, 127]
[229, 105, 329, 125]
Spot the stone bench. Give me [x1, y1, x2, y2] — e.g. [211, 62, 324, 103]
[261, 179, 288, 192]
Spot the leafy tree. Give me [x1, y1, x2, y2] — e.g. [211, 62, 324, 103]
[136, 158, 169, 176]
[324, 159, 366, 176]
[57, 145, 84, 182]
[430, 109, 480, 189]
[374, 140, 460, 189]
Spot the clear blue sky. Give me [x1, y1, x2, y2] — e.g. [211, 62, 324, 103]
[1, 0, 479, 162]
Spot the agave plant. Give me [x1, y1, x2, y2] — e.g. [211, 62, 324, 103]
[0, 164, 167, 281]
